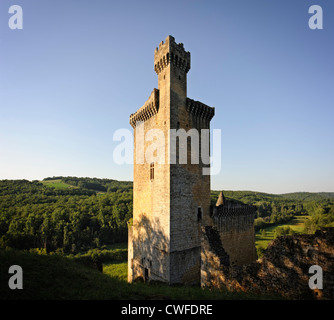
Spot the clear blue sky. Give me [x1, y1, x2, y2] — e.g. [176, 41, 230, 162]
[0, 0, 333, 194]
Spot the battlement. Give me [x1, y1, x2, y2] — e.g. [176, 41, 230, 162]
[154, 35, 191, 75]
[202, 192, 258, 267]
[129, 88, 159, 128]
[211, 192, 256, 234]
[186, 98, 215, 121]
[212, 203, 256, 233]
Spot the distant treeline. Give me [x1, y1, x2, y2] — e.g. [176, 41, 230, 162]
[211, 190, 334, 233]
[0, 179, 132, 253]
[1, 179, 333, 254]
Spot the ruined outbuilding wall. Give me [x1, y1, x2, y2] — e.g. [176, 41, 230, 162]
[201, 227, 334, 300]
[211, 203, 257, 266]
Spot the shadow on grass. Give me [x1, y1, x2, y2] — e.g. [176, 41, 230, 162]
[0, 248, 276, 300]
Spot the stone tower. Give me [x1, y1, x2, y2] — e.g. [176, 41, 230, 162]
[128, 35, 215, 284]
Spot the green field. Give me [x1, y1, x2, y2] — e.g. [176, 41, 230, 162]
[41, 178, 108, 194]
[41, 179, 72, 189]
[103, 262, 128, 281]
[255, 215, 309, 251]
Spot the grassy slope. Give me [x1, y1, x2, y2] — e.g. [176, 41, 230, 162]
[41, 179, 107, 193]
[0, 249, 272, 300]
[255, 215, 309, 250]
[41, 179, 72, 190]
[0, 248, 126, 300]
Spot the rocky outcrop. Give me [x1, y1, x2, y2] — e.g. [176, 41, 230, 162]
[201, 227, 334, 299]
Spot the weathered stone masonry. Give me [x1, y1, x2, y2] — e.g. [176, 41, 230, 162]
[128, 36, 259, 286]
[208, 192, 258, 267]
[128, 35, 215, 284]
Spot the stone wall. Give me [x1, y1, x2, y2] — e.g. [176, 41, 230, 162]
[210, 202, 258, 266]
[201, 227, 334, 300]
[128, 86, 171, 282]
[129, 35, 214, 285]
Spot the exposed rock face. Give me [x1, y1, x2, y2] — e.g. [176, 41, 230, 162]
[201, 227, 334, 299]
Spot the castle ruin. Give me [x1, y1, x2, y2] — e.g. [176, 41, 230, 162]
[128, 35, 257, 285]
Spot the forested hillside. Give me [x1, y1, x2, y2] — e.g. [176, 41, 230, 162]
[1, 178, 333, 255]
[0, 178, 132, 253]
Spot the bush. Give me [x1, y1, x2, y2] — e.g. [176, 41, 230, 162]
[71, 247, 128, 271]
[274, 226, 295, 238]
[256, 245, 266, 259]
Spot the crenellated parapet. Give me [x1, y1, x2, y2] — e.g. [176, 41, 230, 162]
[154, 35, 191, 75]
[212, 205, 256, 233]
[186, 98, 215, 121]
[129, 88, 159, 128]
[211, 192, 256, 233]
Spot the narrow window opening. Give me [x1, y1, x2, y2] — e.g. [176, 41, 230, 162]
[144, 268, 149, 282]
[197, 207, 202, 222]
[150, 162, 154, 180]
